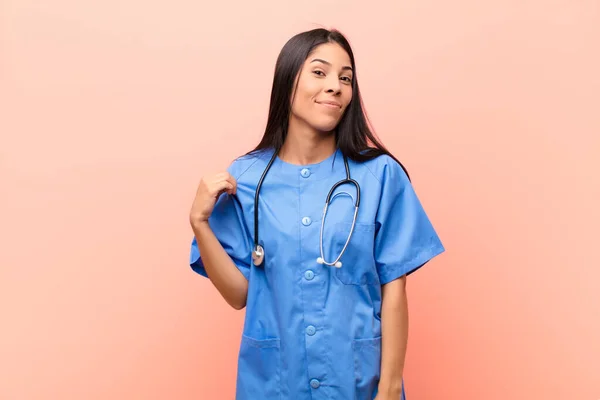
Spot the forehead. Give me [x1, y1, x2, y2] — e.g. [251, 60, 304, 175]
[305, 42, 352, 68]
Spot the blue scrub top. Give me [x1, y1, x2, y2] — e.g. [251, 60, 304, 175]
[190, 147, 445, 400]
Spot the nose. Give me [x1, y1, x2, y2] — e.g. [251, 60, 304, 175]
[325, 75, 341, 95]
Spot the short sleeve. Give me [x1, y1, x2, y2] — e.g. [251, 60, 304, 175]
[189, 182, 252, 281]
[374, 159, 445, 284]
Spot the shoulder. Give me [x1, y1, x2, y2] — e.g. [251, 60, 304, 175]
[227, 149, 273, 181]
[359, 152, 411, 188]
[227, 148, 273, 181]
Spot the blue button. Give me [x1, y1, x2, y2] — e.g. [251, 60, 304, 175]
[306, 325, 316, 336]
[310, 379, 320, 389]
[301, 217, 312, 226]
[300, 168, 311, 178]
[304, 270, 314, 280]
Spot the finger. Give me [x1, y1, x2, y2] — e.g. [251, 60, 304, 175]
[208, 173, 235, 195]
[215, 181, 235, 196]
[224, 181, 235, 195]
[225, 175, 238, 195]
[212, 173, 232, 187]
[214, 173, 236, 194]
[214, 172, 231, 181]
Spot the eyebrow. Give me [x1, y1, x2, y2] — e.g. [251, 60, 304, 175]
[310, 58, 353, 72]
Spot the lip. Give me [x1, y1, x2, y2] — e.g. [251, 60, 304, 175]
[316, 100, 341, 109]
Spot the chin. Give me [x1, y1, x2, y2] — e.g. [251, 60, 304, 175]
[311, 118, 341, 133]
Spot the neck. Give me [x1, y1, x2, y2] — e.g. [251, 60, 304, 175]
[279, 116, 337, 165]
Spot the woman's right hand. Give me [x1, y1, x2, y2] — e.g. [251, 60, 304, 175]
[189, 172, 237, 226]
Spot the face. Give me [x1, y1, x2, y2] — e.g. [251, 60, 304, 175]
[289, 42, 354, 133]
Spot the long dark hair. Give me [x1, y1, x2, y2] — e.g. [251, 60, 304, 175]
[246, 28, 410, 181]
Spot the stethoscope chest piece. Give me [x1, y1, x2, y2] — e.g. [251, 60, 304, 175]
[252, 245, 264, 266]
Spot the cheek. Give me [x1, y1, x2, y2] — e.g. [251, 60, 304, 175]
[292, 93, 312, 116]
[341, 91, 353, 111]
[294, 89, 319, 114]
[292, 79, 316, 105]
[300, 81, 320, 101]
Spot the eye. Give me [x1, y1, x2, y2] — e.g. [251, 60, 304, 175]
[341, 76, 352, 83]
[312, 70, 325, 76]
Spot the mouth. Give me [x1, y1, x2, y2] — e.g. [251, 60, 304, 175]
[316, 100, 341, 109]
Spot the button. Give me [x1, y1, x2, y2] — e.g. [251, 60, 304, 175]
[310, 379, 320, 389]
[306, 325, 316, 336]
[301, 217, 312, 226]
[300, 168, 311, 178]
[304, 270, 314, 280]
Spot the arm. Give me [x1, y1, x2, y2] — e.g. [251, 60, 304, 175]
[191, 220, 249, 310]
[189, 171, 249, 310]
[377, 275, 408, 398]
[372, 157, 445, 398]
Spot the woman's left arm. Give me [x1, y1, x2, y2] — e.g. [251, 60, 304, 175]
[377, 275, 408, 399]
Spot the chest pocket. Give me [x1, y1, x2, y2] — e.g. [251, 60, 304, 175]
[329, 221, 380, 286]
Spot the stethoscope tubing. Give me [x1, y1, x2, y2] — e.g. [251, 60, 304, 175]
[251, 148, 360, 267]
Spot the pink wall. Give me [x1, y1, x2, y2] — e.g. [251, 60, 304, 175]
[1, 1, 599, 399]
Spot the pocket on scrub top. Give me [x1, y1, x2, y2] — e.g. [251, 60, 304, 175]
[332, 222, 380, 285]
[352, 336, 382, 400]
[236, 335, 281, 400]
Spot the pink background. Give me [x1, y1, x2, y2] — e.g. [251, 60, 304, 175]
[1, 1, 599, 399]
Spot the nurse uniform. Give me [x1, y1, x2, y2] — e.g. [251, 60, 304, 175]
[190, 147, 445, 400]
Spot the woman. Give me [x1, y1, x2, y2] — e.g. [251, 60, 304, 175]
[188, 28, 445, 400]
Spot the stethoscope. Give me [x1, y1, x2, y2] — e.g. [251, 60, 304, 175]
[251, 149, 361, 269]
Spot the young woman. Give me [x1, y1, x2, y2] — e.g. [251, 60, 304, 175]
[188, 28, 445, 400]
